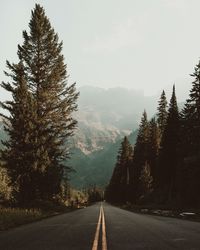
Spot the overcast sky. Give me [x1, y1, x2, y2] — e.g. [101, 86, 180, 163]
[1, 0, 200, 101]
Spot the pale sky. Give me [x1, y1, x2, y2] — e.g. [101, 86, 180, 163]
[1, 0, 200, 101]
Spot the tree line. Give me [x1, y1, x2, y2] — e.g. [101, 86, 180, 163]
[0, 4, 79, 206]
[106, 64, 200, 207]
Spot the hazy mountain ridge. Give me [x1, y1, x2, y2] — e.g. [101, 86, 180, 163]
[78, 86, 157, 128]
[0, 86, 185, 188]
[72, 109, 131, 155]
[71, 86, 157, 156]
[70, 86, 186, 188]
[69, 86, 158, 187]
[69, 129, 138, 188]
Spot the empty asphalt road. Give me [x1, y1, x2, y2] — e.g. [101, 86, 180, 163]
[1, 202, 200, 250]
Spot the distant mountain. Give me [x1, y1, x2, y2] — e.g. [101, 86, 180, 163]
[69, 86, 158, 188]
[0, 86, 185, 188]
[77, 86, 157, 129]
[70, 86, 186, 188]
[71, 86, 157, 153]
[69, 129, 138, 188]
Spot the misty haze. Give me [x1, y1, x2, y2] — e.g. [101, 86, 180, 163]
[1, 1, 200, 250]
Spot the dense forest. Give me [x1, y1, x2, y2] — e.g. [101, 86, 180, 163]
[1, 4, 200, 211]
[106, 67, 200, 208]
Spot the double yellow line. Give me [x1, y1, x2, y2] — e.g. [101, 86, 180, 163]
[92, 204, 107, 250]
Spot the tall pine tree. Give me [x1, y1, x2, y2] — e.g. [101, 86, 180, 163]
[1, 5, 79, 203]
[182, 60, 200, 156]
[157, 90, 168, 140]
[1, 62, 37, 202]
[147, 118, 159, 188]
[132, 110, 149, 202]
[139, 162, 153, 202]
[105, 136, 133, 203]
[180, 60, 200, 206]
[158, 85, 179, 203]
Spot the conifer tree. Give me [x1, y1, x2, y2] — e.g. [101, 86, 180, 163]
[158, 85, 179, 203]
[147, 118, 159, 187]
[0, 165, 12, 201]
[134, 111, 149, 157]
[132, 110, 149, 201]
[182, 60, 200, 155]
[1, 5, 79, 203]
[180, 60, 200, 206]
[139, 162, 153, 201]
[1, 62, 37, 202]
[105, 136, 133, 203]
[157, 90, 168, 139]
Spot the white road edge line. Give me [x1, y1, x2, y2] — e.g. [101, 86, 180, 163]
[92, 205, 102, 250]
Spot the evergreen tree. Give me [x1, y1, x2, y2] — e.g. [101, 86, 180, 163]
[158, 85, 180, 203]
[147, 118, 159, 188]
[87, 186, 103, 203]
[1, 5, 79, 203]
[157, 90, 168, 140]
[134, 111, 149, 158]
[139, 161, 153, 202]
[1, 62, 37, 202]
[132, 110, 149, 202]
[182, 60, 200, 155]
[105, 136, 133, 203]
[179, 60, 200, 206]
[132, 114, 159, 203]
[0, 165, 12, 201]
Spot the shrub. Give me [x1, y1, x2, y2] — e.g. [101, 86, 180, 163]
[0, 166, 12, 202]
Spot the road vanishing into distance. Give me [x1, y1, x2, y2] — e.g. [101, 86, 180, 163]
[1, 202, 200, 250]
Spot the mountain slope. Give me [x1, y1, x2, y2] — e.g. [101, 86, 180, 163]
[0, 86, 184, 188]
[69, 86, 185, 188]
[69, 130, 138, 188]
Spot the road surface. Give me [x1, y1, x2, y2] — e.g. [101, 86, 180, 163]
[0, 202, 200, 249]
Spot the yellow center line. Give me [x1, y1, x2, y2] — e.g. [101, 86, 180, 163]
[92, 203, 108, 250]
[92, 205, 102, 250]
[101, 205, 108, 250]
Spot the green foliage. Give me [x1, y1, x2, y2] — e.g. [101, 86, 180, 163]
[105, 136, 133, 203]
[132, 111, 150, 201]
[106, 87, 182, 206]
[182, 60, 200, 155]
[179, 60, 200, 206]
[130, 113, 159, 203]
[0, 4, 78, 204]
[139, 162, 153, 203]
[147, 118, 159, 188]
[1, 63, 37, 203]
[0, 166, 12, 201]
[157, 90, 168, 137]
[87, 186, 103, 203]
[158, 85, 180, 203]
[70, 130, 138, 189]
[0, 207, 42, 230]
[67, 189, 88, 207]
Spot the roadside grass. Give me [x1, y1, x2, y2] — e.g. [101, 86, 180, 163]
[0, 207, 44, 230]
[0, 201, 87, 231]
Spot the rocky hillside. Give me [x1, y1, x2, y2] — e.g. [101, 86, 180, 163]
[0, 86, 169, 188]
[69, 86, 157, 188]
[71, 86, 157, 153]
